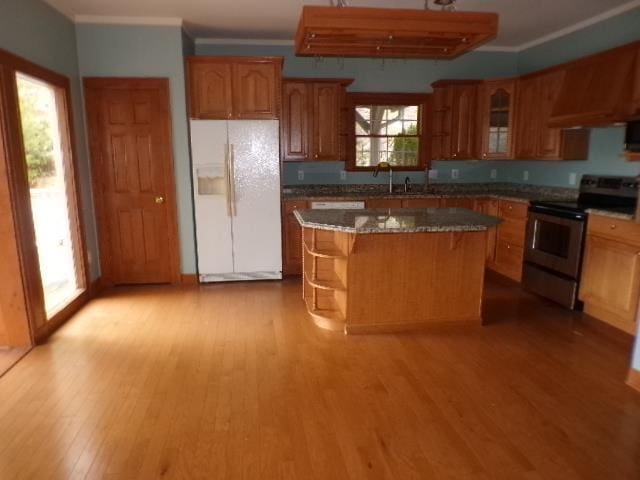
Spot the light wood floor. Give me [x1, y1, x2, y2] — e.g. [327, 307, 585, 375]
[0, 347, 30, 378]
[0, 274, 639, 479]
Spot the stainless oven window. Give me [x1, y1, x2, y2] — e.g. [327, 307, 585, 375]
[533, 219, 572, 259]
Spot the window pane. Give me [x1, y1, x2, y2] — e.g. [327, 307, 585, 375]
[16, 72, 84, 318]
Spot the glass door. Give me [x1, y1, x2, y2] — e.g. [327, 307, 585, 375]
[15, 72, 85, 319]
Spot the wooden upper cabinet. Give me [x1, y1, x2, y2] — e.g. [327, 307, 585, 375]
[312, 83, 341, 160]
[633, 46, 640, 116]
[188, 60, 233, 119]
[281, 82, 310, 161]
[232, 61, 281, 119]
[513, 75, 539, 159]
[549, 45, 637, 127]
[478, 79, 515, 160]
[188, 56, 283, 119]
[280, 78, 352, 162]
[431, 86, 453, 161]
[431, 80, 481, 160]
[514, 71, 590, 161]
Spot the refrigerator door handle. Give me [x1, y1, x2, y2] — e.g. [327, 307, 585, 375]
[229, 144, 237, 216]
[224, 143, 232, 216]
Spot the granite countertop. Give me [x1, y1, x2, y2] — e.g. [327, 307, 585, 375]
[586, 208, 636, 221]
[294, 208, 502, 234]
[282, 182, 578, 204]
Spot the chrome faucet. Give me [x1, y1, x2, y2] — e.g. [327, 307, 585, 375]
[404, 176, 412, 193]
[373, 161, 393, 193]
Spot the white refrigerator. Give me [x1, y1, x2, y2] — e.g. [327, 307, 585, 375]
[190, 120, 282, 282]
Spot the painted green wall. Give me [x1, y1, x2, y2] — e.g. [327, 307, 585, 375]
[0, 0, 100, 280]
[76, 24, 196, 274]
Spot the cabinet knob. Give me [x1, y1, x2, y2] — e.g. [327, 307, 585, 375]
[452, 153, 457, 158]
[482, 153, 487, 158]
[314, 154, 318, 159]
[610, 224, 617, 230]
[155, 196, 165, 204]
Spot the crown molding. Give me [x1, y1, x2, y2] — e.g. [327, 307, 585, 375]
[194, 38, 294, 46]
[516, 0, 640, 51]
[74, 15, 183, 27]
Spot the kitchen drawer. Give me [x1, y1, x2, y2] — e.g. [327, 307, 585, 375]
[587, 214, 640, 246]
[365, 199, 403, 208]
[497, 218, 527, 247]
[499, 200, 528, 220]
[440, 198, 475, 209]
[402, 198, 440, 208]
[492, 240, 524, 282]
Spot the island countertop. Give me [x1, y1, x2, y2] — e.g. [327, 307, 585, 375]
[294, 207, 502, 234]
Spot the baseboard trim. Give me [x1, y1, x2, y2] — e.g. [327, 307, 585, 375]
[180, 274, 199, 285]
[628, 368, 640, 393]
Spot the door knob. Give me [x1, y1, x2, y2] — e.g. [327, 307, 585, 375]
[155, 196, 165, 204]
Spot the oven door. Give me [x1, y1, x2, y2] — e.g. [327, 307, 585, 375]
[524, 210, 586, 279]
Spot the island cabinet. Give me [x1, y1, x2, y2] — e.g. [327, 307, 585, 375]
[431, 80, 482, 160]
[488, 199, 528, 282]
[280, 78, 353, 161]
[474, 198, 499, 262]
[296, 208, 499, 334]
[282, 201, 308, 275]
[579, 214, 640, 335]
[477, 79, 516, 160]
[188, 56, 283, 119]
[632, 45, 640, 117]
[548, 44, 638, 128]
[514, 71, 590, 160]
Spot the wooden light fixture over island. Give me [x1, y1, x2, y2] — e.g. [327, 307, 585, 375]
[295, 5, 499, 59]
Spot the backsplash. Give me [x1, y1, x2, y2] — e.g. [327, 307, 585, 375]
[283, 127, 639, 187]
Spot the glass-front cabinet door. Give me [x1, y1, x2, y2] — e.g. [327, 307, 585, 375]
[479, 79, 516, 160]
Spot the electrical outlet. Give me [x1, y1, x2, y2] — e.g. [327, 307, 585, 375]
[297, 169, 304, 181]
[428, 169, 438, 180]
[451, 169, 459, 180]
[523, 171, 529, 181]
[340, 170, 347, 181]
[490, 169, 497, 180]
[569, 172, 577, 186]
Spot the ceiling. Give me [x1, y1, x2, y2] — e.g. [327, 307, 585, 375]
[44, 0, 640, 49]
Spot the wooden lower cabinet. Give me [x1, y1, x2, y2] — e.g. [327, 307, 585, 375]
[403, 198, 441, 208]
[487, 199, 527, 282]
[474, 198, 498, 262]
[579, 215, 640, 334]
[365, 199, 403, 208]
[282, 196, 526, 279]
[440, 198, 475, 209]
[282, 201, 308, 275]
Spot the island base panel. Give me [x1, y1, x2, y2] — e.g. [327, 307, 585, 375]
[301, 227, 488, 334]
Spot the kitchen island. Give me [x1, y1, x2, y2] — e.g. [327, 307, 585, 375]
[295, 208, 501, 334]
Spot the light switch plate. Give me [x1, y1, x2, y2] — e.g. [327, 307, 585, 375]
[428, 169, 438, 180]
[451, 169, 459, 180]
[523, 171, 529, 181]
[490, 169, 497, 179]
[297, 170, 304, 181]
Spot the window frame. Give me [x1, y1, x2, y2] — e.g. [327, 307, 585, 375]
[345, 92, 431, 172]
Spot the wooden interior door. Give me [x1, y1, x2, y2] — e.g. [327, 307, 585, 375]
[84, 78, 180, 286]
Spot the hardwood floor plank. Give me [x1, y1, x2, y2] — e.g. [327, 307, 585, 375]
[0, 277, 638, 479]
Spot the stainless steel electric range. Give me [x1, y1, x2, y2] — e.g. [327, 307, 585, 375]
[522, 175, 638, 309]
